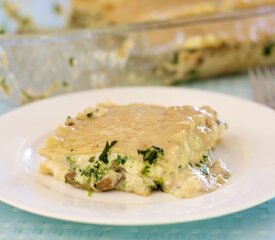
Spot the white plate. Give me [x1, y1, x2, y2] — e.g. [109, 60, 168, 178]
[0, 87, 274, 225]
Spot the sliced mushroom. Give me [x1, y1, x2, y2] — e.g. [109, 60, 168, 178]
[95, 178, 113, 191]
[95, 169, 125, 191]
[64, 171, 76, 184]
[64, 171, 92, 190]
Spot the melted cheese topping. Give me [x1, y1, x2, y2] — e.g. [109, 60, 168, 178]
[39, 103, 230, 198]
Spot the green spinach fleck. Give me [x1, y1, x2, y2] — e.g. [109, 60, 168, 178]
[186, 68, 199, 82]
[86, 112, 93, 118]
[88, 190, 93, 197]
[62, 81, 68, 87]
[69, 57, 77, 67]
[115, 155, 127, 165]
[0, 76, 10, 94]
[99, 140, 117, 164]
[137, 146, 164, 165]
[66, 156, 76, 170]
[80, 166, 94, 177]
[80, 165, 103, 182]
[153, 179, 164, 191]
[202, 153, 209, 163]
[171, 51, 179, 64]
[263, 41, 275, 57]
[141, 165, 150, 175]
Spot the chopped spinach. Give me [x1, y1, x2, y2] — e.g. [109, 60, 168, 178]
[171, 52, 179, 64]
[86, 112, 93, 118]
[99, 140, 117, 164]
[21, 17, 31, 26]
[137, 146, 164, 164]
[80, 165, 102, 182]
[186, 68, 199, 82]
[21, 90, 35, 102]
[66, 156, 76, 170]
[88, 190, 93, 197]
[202, 153, 209, 163]
[0, 76, 10, 94]
[69, 57, 77, 67]
[153, 179, 164, 191]
[115, 155, 127, 165]
[263, 41, 275, 57]
[62, 81, 68, 87]
[80, 166, 94, 177]
[141, 165, 150, 175]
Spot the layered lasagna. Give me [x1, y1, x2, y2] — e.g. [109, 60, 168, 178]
[0, 1, 274, 88]
[39, 103, 230, 198]
[72, 0, 275, 83]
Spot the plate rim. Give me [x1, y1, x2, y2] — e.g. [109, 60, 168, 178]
[1, 86, 275, 118]
[0, 86, 274, 226]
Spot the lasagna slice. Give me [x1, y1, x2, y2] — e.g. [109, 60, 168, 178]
[39, 103, 230, 198]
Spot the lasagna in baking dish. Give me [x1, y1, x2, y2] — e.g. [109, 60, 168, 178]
[39, 103, 230, 198]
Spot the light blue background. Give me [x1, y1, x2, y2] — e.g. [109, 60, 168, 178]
[0, 74, 274, 240]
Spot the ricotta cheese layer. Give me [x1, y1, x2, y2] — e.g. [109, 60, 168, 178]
[39, 103, 230, 198]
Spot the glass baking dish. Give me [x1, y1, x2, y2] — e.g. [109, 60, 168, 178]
[0, 5, 275, 104]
